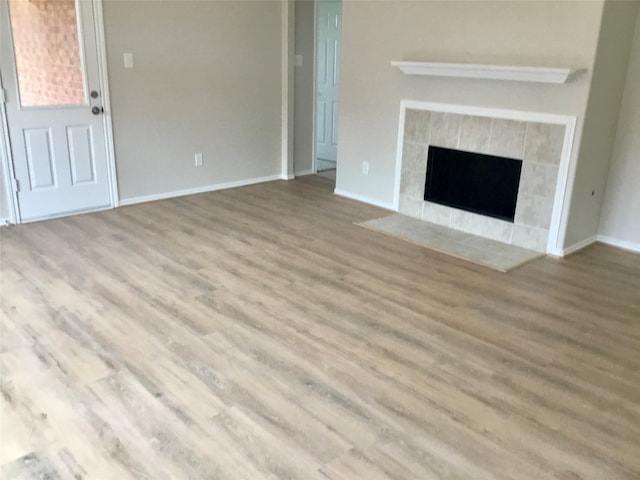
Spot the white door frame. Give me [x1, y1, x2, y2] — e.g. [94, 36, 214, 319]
[0, 0, 118, 225]
[93, 0, 119, 210]
[311, 0, 318, 174]
[281, 0, 295, 180]
[0, 71, 19, 224]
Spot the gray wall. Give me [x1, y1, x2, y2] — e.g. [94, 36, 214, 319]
[335, 0, 602, 208]
[563, 0, 639, 247]
[103, 0, 283, 201]
[599, 10, 640, 247]
[293, 0, 315, 175]
[3, 0, 639, 253]
[334, 0, 604, 252]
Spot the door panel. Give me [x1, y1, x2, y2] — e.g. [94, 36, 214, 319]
[24, 128, 56, 189]
[67, 125, 96, 185]
[0, 0, 112, 221]
[318, 38, 328, 85]
[317, 101, 326, 144]
[315, 0, 341, 165]
[332, 37, 339, 85]
[331, 101, 338, 145]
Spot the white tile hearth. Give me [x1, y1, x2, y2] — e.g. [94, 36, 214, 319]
[357, 214, 543, 272]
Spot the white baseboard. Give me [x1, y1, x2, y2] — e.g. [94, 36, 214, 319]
[294, 169, 314, 176]
[281, 173, 295, 180]
[545, 247, 564, 258]
[562, 235, 597, 256]
[119, 174, 283, 206]
[597, 235, 640, 253]
[333, 188, 395, 210]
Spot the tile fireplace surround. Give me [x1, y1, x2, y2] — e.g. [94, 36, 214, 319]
[395, 102, 575, 253]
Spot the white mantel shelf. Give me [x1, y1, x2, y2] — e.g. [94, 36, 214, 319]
[391, 61, 576, 84]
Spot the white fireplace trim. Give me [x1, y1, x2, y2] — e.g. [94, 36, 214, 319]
[393, 100, 577, 256]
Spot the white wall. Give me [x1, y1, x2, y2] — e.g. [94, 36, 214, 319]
[293, 0, 315, 175]
[102, 0, 283, 202]
[599, 10, 640, 250]
[563, 0, 639, 248]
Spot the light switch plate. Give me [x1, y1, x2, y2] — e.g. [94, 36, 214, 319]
[295, 54, 303, 67]
[124, 53, 134, 69]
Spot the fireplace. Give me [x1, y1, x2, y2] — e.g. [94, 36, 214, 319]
[396, 102, 575, 253]
[424, 146, 522, 222]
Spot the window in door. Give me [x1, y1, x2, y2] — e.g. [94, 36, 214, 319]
[8, 0, 85, 107]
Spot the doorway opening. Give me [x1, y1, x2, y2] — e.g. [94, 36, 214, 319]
[315, 0, 342, 177]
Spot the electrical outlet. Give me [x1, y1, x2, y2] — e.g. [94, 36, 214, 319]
[195, 153, 203, 167]
[362, 161, 369, 175]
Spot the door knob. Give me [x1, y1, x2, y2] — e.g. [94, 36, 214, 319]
[91, 106, 104, 115]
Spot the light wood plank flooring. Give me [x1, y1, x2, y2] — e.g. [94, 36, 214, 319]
[1, 175, 639, 479]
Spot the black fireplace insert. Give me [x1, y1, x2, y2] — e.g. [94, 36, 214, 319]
[424, 146, 522, 222]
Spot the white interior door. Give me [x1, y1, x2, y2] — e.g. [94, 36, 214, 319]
[316, 0, 341, 165]
[0, 0, 112, 222]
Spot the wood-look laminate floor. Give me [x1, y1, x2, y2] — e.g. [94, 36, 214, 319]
[1, 175, 639, 479]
